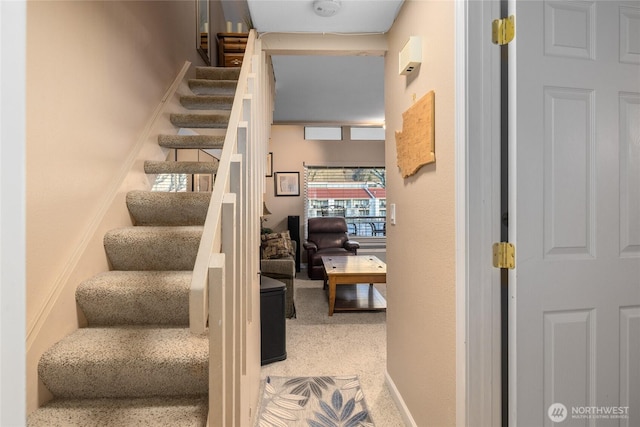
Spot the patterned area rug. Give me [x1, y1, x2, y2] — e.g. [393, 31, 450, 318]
[257, 376, 375, 427]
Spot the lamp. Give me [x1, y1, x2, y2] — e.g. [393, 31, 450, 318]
[263, 202, 272, 216]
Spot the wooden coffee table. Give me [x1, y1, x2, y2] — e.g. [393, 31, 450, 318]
[321, 255, 387, 316]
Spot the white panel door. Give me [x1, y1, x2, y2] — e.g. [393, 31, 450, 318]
[510, 1, 640, 426]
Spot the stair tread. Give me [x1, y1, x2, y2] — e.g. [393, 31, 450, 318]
[104, 225, 204, 237]
[158, 133, 225, 149]
[188, 79, 238, 86]
[188, 79, 237, 96]
[77, 271, 191, 326]
[27, 396, 207, 427]
[127, 191, 211, 226]
[180, 94, 234, 110]
[144, 160, 219, 175]
[38, 327, 208, 399]
[170, 112, 230, 129]
[40, 327, 207, 363]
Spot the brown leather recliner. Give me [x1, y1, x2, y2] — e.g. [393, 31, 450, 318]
[303, 217, 360, 280]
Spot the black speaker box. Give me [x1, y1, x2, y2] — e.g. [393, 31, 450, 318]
[288, 215, 301, 272]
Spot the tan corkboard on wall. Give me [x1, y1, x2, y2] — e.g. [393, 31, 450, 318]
[395, 90, 435, 178]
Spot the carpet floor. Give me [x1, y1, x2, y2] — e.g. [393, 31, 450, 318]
[258, 271, 405, 426]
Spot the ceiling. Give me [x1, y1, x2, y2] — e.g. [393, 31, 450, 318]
[247, 0, 403, 33]
[221, 0, 404, 125]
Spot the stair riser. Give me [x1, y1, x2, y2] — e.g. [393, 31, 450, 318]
[195, 66, 240, 80]
[39, 361, 207, 399]
[158, 134, 225, 150]
[38, 329, 209, 400]
[104, 228, 202, 271]
[180, 95, 234, 110]
[27, 397, 208, 427]
[127, 191, 211, 226]
[77, 271, 192, 327]
[188, 80, 237, 96]
[77, 286, 189, 326]
[144, 160, 219, 175]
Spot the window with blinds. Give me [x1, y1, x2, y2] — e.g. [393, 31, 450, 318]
[304, 166, 386, 239]
[151, 174, 188, 192]
[150, 173, 213, 192]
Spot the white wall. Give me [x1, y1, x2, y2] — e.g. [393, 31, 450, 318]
[0, 1, 26, 424]
[385, 0, 457, 425]
[264, 125, 384, 239]
[25, 1, 209, 413]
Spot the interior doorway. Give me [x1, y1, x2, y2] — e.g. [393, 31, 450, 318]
[455, 0, 503, 425]
[458, 1, 640, 426]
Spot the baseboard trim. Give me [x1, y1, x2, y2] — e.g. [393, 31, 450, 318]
[26, 61, 192, 350]
[385, 370, 418, 427]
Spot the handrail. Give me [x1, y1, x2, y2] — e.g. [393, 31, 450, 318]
[187, 30, 274, 425]
[190, 31, 258, 334]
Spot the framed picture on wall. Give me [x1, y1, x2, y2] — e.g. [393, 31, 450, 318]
[266, 152, 273, 177]
[274, 172, 300, 196]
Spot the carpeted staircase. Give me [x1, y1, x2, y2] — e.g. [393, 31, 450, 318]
[27, 67, 241, 426]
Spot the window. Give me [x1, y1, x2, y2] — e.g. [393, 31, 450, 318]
[304, 126, 342, 140]
[151, 174, 187, 192]
[304, 166, 386, 238]
[350, 126, 385, 140]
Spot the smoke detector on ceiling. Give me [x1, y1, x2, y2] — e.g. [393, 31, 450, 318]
[312, 0, 342, 17]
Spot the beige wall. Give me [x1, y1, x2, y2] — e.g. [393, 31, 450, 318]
[25, 1, 211, 413]
[385, 0, 457, 425]
[264, 125, 384, 238]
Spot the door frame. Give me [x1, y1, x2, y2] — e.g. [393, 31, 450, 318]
[0, 0, 27, 424]
[455, 0, 503, 425]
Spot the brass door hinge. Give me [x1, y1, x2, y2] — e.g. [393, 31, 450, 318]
[493, 242, 515, 269]
[492, 15, 515, 45]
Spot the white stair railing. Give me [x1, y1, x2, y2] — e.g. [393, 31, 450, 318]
[188, 31, 274, 426]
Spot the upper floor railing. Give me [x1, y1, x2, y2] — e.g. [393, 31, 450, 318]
[343, 215, 386, 237]
[307, 211, 386, 238]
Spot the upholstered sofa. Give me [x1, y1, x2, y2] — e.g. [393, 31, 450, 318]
[303, 217, 360, 280]
[260, 232, 296, 318]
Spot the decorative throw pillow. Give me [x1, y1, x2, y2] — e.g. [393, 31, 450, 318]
[261, 231, 294, 259]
